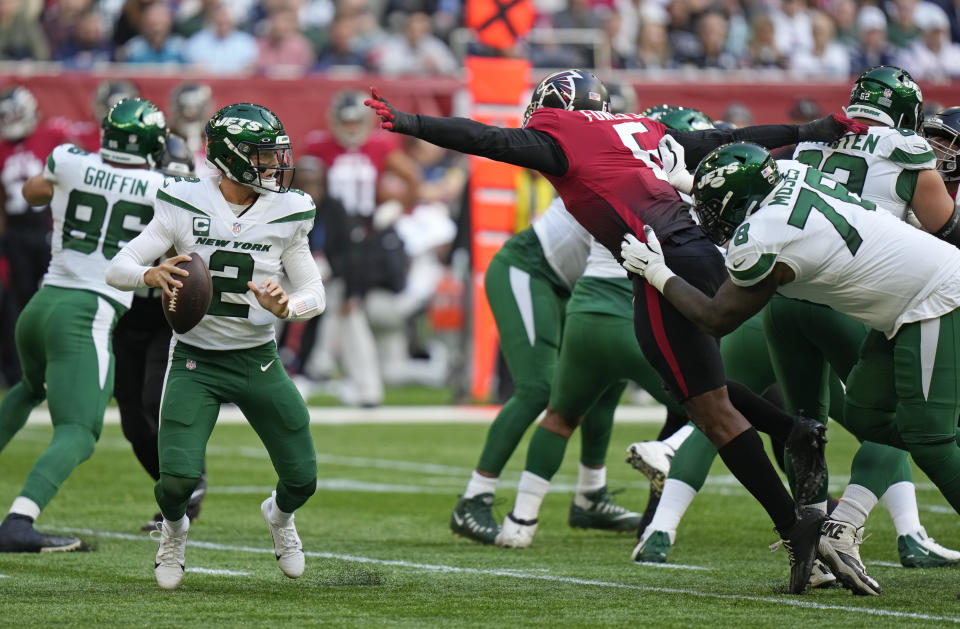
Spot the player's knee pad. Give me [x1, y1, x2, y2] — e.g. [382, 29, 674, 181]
[52, 424, 97, 464]
[156, 473, 201, 503]
[512, 379, 551, 410]
[287, 479, 317, 500]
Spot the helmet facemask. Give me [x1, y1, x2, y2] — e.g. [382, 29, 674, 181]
[218, 136, 295, 193]
[927, 131, 960, 181]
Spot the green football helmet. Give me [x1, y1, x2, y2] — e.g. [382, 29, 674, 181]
[205, 103, 294, 193]
[847, 65, 923, 131]
[641, 105, 714, 131]
[100, 98, 168, 168]
[692, 143, 782, 245]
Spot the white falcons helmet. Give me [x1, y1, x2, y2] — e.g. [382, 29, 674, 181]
[0, 86, 38, 142]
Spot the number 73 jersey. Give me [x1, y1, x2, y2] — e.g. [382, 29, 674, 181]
[793, 126, 936, 221]
[725, 161, 960, 339]
[145, 176, 316, 350]
[43, 144, 165, 308]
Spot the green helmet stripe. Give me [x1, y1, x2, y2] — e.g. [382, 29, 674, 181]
[158, 189, 208, 216]
[46, 152, 55, 174]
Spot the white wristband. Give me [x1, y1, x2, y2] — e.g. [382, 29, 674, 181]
[645, 265, 676, 293]
[669, 171, 695, 195]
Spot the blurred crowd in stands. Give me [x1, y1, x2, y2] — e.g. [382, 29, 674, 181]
[1, 0, 960, 79]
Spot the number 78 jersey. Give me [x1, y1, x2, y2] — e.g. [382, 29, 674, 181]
[149, 176, 315, 350]
[43, 144, 164, 308]
[725, 161, 960, 338]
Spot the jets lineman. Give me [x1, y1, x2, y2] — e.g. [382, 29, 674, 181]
[106, 103, 325, 590]
[0, 98, 167, 552]
[623, 143, 960, 594]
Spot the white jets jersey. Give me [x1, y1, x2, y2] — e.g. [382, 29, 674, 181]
[531, 197, 591, 289]
[150, 176, 316, 350]
[726, 161, 960, 338]
[42, 144, 164, 308]
[793, 126, 936, 221]
[583, 239, 627, 278]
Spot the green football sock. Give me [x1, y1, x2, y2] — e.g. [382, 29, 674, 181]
[20, 424, 96, 510]
[525, 426, 570, 481]
[579, 383, 624, 468]
[155, 473, 201, 521]
[0, 382, 43, 453]
[476, 386, 549, 476]
[667, 428, 716, 492]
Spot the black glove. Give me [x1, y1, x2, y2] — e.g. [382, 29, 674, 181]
[364, 87, 416, 134]
[797, 113, 869, 143]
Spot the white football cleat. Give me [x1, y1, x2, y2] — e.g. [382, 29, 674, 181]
[495, 513, 538, 549]
[153, 517, 189, 590]
[818, 519, 882, 596]
[625, 441, 674, 495]
[261, 493, 305, 579]
[808, 559, 837, 589]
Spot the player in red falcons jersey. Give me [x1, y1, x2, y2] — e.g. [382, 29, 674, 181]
[366, 69, 869, 593]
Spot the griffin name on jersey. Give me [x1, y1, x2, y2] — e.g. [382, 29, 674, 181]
[43, 143, 165, 308]
[725, 161, 960, 338]
[793, 126, 936, 221]
[123, 175, 316, 350]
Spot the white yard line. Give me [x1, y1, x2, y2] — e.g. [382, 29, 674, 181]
[185, 567, 253, 576]
[48, 527, 960, 624]
[24, 405, 667, 426]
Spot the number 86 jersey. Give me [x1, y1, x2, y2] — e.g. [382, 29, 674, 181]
[121, 175, 317, 351]
[43, 143, 165, 308]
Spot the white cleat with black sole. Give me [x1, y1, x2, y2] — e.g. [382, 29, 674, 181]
[818, 519, 882, 596]
[153, 517, 189, 590]
[261, 492, 305, 578]
[495, 513, 538, 549]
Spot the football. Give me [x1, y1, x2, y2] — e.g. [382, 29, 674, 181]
[161, 252, 213, 334]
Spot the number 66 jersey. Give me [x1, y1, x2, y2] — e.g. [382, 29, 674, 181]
[110, 175, 321, 351]
[43, 143, 165, 308]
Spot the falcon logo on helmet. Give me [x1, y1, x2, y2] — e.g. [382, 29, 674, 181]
[523, 69, 610, 127]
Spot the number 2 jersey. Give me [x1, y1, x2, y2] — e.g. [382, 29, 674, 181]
[793, 126, 936, 221]
[725, 161, 960, 338]
[524, 108, 696, 254]
[42, 143, 165, 308]
[108, 176, 324, 351]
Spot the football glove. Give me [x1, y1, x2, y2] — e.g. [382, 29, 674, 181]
[621, 226, 676, 293]
[364, 87, 415, 133]
[657, 135, 694, 194]
[797, 113, 869, 143]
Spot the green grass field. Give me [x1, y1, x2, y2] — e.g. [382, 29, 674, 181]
[1, 415, 958, 628]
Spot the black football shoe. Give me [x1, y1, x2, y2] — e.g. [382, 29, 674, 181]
[776, 507, 826, 594]
[0, 514, 82, 552]
[786, 417, 828, 505]
[141, 512, 163, 532]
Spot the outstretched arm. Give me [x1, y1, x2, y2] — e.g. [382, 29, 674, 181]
[365, 88, 569, 176]
[667, 114, 868, 169]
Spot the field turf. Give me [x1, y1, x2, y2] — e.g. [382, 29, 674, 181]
[1, 414, 958, 627]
